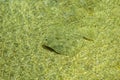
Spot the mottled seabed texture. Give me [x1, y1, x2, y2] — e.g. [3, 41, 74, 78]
[0, 0, 120, 80]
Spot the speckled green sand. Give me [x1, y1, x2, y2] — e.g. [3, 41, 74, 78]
[0, 0, 120, 80]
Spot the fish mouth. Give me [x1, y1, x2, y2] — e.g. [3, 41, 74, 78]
[42, 44, 60, 54]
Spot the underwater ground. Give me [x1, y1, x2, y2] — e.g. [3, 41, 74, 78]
[0, 0, 120, 80]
